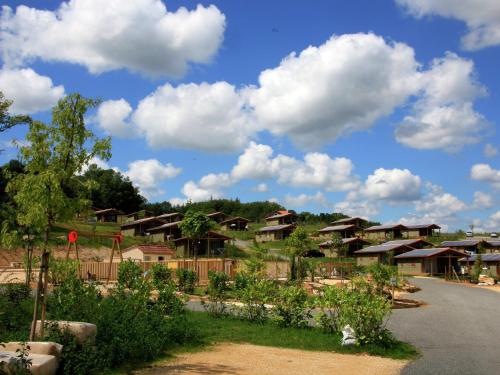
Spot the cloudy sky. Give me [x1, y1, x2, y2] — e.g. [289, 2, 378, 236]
[0, 0, 499, 231]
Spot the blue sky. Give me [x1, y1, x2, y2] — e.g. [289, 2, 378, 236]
[0, 0, 499, 231]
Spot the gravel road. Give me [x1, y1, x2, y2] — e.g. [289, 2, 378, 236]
[388, 278, 500, 375]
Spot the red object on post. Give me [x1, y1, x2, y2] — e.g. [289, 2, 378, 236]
[114, 233, 123, 244]
[68, 231, 78, 243]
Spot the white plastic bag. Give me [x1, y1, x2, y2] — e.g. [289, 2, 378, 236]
[341, 324, 357, 346]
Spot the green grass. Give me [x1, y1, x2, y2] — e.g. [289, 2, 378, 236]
[184, 310, 418, 360]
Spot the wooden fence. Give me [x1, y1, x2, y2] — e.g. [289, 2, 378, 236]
[79, 258, 238, 284]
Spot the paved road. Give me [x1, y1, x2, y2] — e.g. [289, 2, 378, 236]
[388, 278, 500, 375]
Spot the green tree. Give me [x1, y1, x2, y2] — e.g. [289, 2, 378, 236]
[0, 91, 31, 134]
[81, 165, 145, 212]
[285, 227, 312, 281]
[179, 210, 216, 261]
[6, 93, 111, 339]
[329, 233, 348, 281]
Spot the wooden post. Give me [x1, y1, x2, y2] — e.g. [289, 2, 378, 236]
[107, 238, 116, 283]
[39, 252, 50, 338]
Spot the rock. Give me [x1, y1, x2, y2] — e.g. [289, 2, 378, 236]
[1, 341, 62, 375]
[36, 320, 97, 344]
[341, 325, 357, 346]
[478, 275, 495, 286]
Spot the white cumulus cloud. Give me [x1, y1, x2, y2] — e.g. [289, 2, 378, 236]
[472, 191, 494, 209]
[395, 53, 488, 152]
[132, 82, 254, 152]
[484, 143, 498, 158]
[248, 33, 419, 148]
[0, 1, 226, 77]
[362, 168, 422, 202]
[96, 99, 136, 138]
[0, 68, 64, 114]
[470, 163, 500, 189]
[396, 0, 500, 50]
[123, 159, 181, 199]
[284, 192, 327, 208]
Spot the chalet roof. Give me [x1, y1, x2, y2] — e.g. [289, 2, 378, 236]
[319, 237, 369, 247]
[148, 220, 182, 232]
[123, 244, 175, 256]
[173, 231, 232, 242]
[219, 216, 250, 225]
[265, 211, 297, 220]
[257, 224, 295, 233]
[331, 217, 367, 225]
[394, 248, 465, 259]
[441, 240, 482, 247]
[95, 208, 124, 215]
[459, 253, 500, 262]
[156, 212, 183, 220]
[382, 239, 433, 247]
[354, 243, 413, 254]
[364, 224, 408, 232]
[207, 212, 225, 217]
[126, 210, 153, 217]
[120, 216, 165, 228]
[486, 240, 500, 247]
[318, 224, 358, 233]
[405, 224, 441, 230]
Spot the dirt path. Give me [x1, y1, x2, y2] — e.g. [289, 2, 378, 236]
[134, 343, 408, 375]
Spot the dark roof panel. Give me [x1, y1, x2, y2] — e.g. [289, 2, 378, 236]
[394, 248, 465, 259]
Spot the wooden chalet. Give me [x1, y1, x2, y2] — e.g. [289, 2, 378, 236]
[148, 221, 183, 242]
[94, 208, 126, 223]
[219, 216, 250, 231]
[363, 224, 409, 241]
[120, 244, 176, 262]
[156, 212, 184, 223]
[317, 224, 360, 239]
[125, 210, 154, 223]
[405, 224, 441, 238]
[206, 212, 228, 223]
[394, 248, 465, 276]
[319, 237, 370, 257]
[120, 217, 166, 237]
[459, 253, 500, 278]
[173, 231, 232, 258]
[354, 243, 414, 266]
[255, 224, 296, 243]
[382, 239, 433, 249]
[265, 210, 298, 226]
[442, 239, 500, 254]
[330, 216, 368, 228]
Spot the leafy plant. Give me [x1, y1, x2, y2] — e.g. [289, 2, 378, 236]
[49, 258, 79, 286]
[0, 342, 32, 375]
[117, 260, 143, 289]
[176, 268, 197, 294]
[271, 285, 311, 328]
[150, 263, 172, 289]
[203, 270, 230, 316]
[235, 279, 274, 322]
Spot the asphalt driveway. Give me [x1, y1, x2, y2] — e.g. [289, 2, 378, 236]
[388, 278, 500, 375]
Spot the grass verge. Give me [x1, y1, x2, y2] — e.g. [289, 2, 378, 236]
[184, 310, 418, 360]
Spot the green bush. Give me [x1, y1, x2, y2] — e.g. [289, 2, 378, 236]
[235, 279, 274, 322]
[203, 270, 230, 316]
[367, 264, 399, 295]
[315, 279, 393, 346]
[117, 260, 143, 289]
[49, 258, 79, 286]
[176, 268, 197, 294]
[271, 285, 311, 328]
[234, 271, 251, 291]
[0, 284, 33, 341]
[150, 263, 173, 289]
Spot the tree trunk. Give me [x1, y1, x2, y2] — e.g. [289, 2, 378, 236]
[30, 228, 50, 340]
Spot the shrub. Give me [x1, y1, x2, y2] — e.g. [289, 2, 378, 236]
[49, 259, 79, 286]
[48, 272, 101, 323]
[203, 270, 230, 316]
[234, 271, 251, 291]
[235, 279, 274, 322]
[314, 285, 346, 333]
[271, 285, 311, 328]
[367, 264, 399, 295]
[314, 280, 393, 346]
[0, 284, 33, 341]
[117, 260, 143, 289]
[150, 263, 173, 289]
[0, 342, 32, 375]
[176, 268, 197, 294]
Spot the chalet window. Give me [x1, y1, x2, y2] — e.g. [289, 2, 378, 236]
[144, 256, 151, 261]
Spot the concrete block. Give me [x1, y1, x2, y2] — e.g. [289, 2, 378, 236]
[1, 341, 62, 375]
[36, 320, 97, 344]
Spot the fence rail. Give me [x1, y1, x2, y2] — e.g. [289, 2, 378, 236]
[79, 258, 238, 284]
